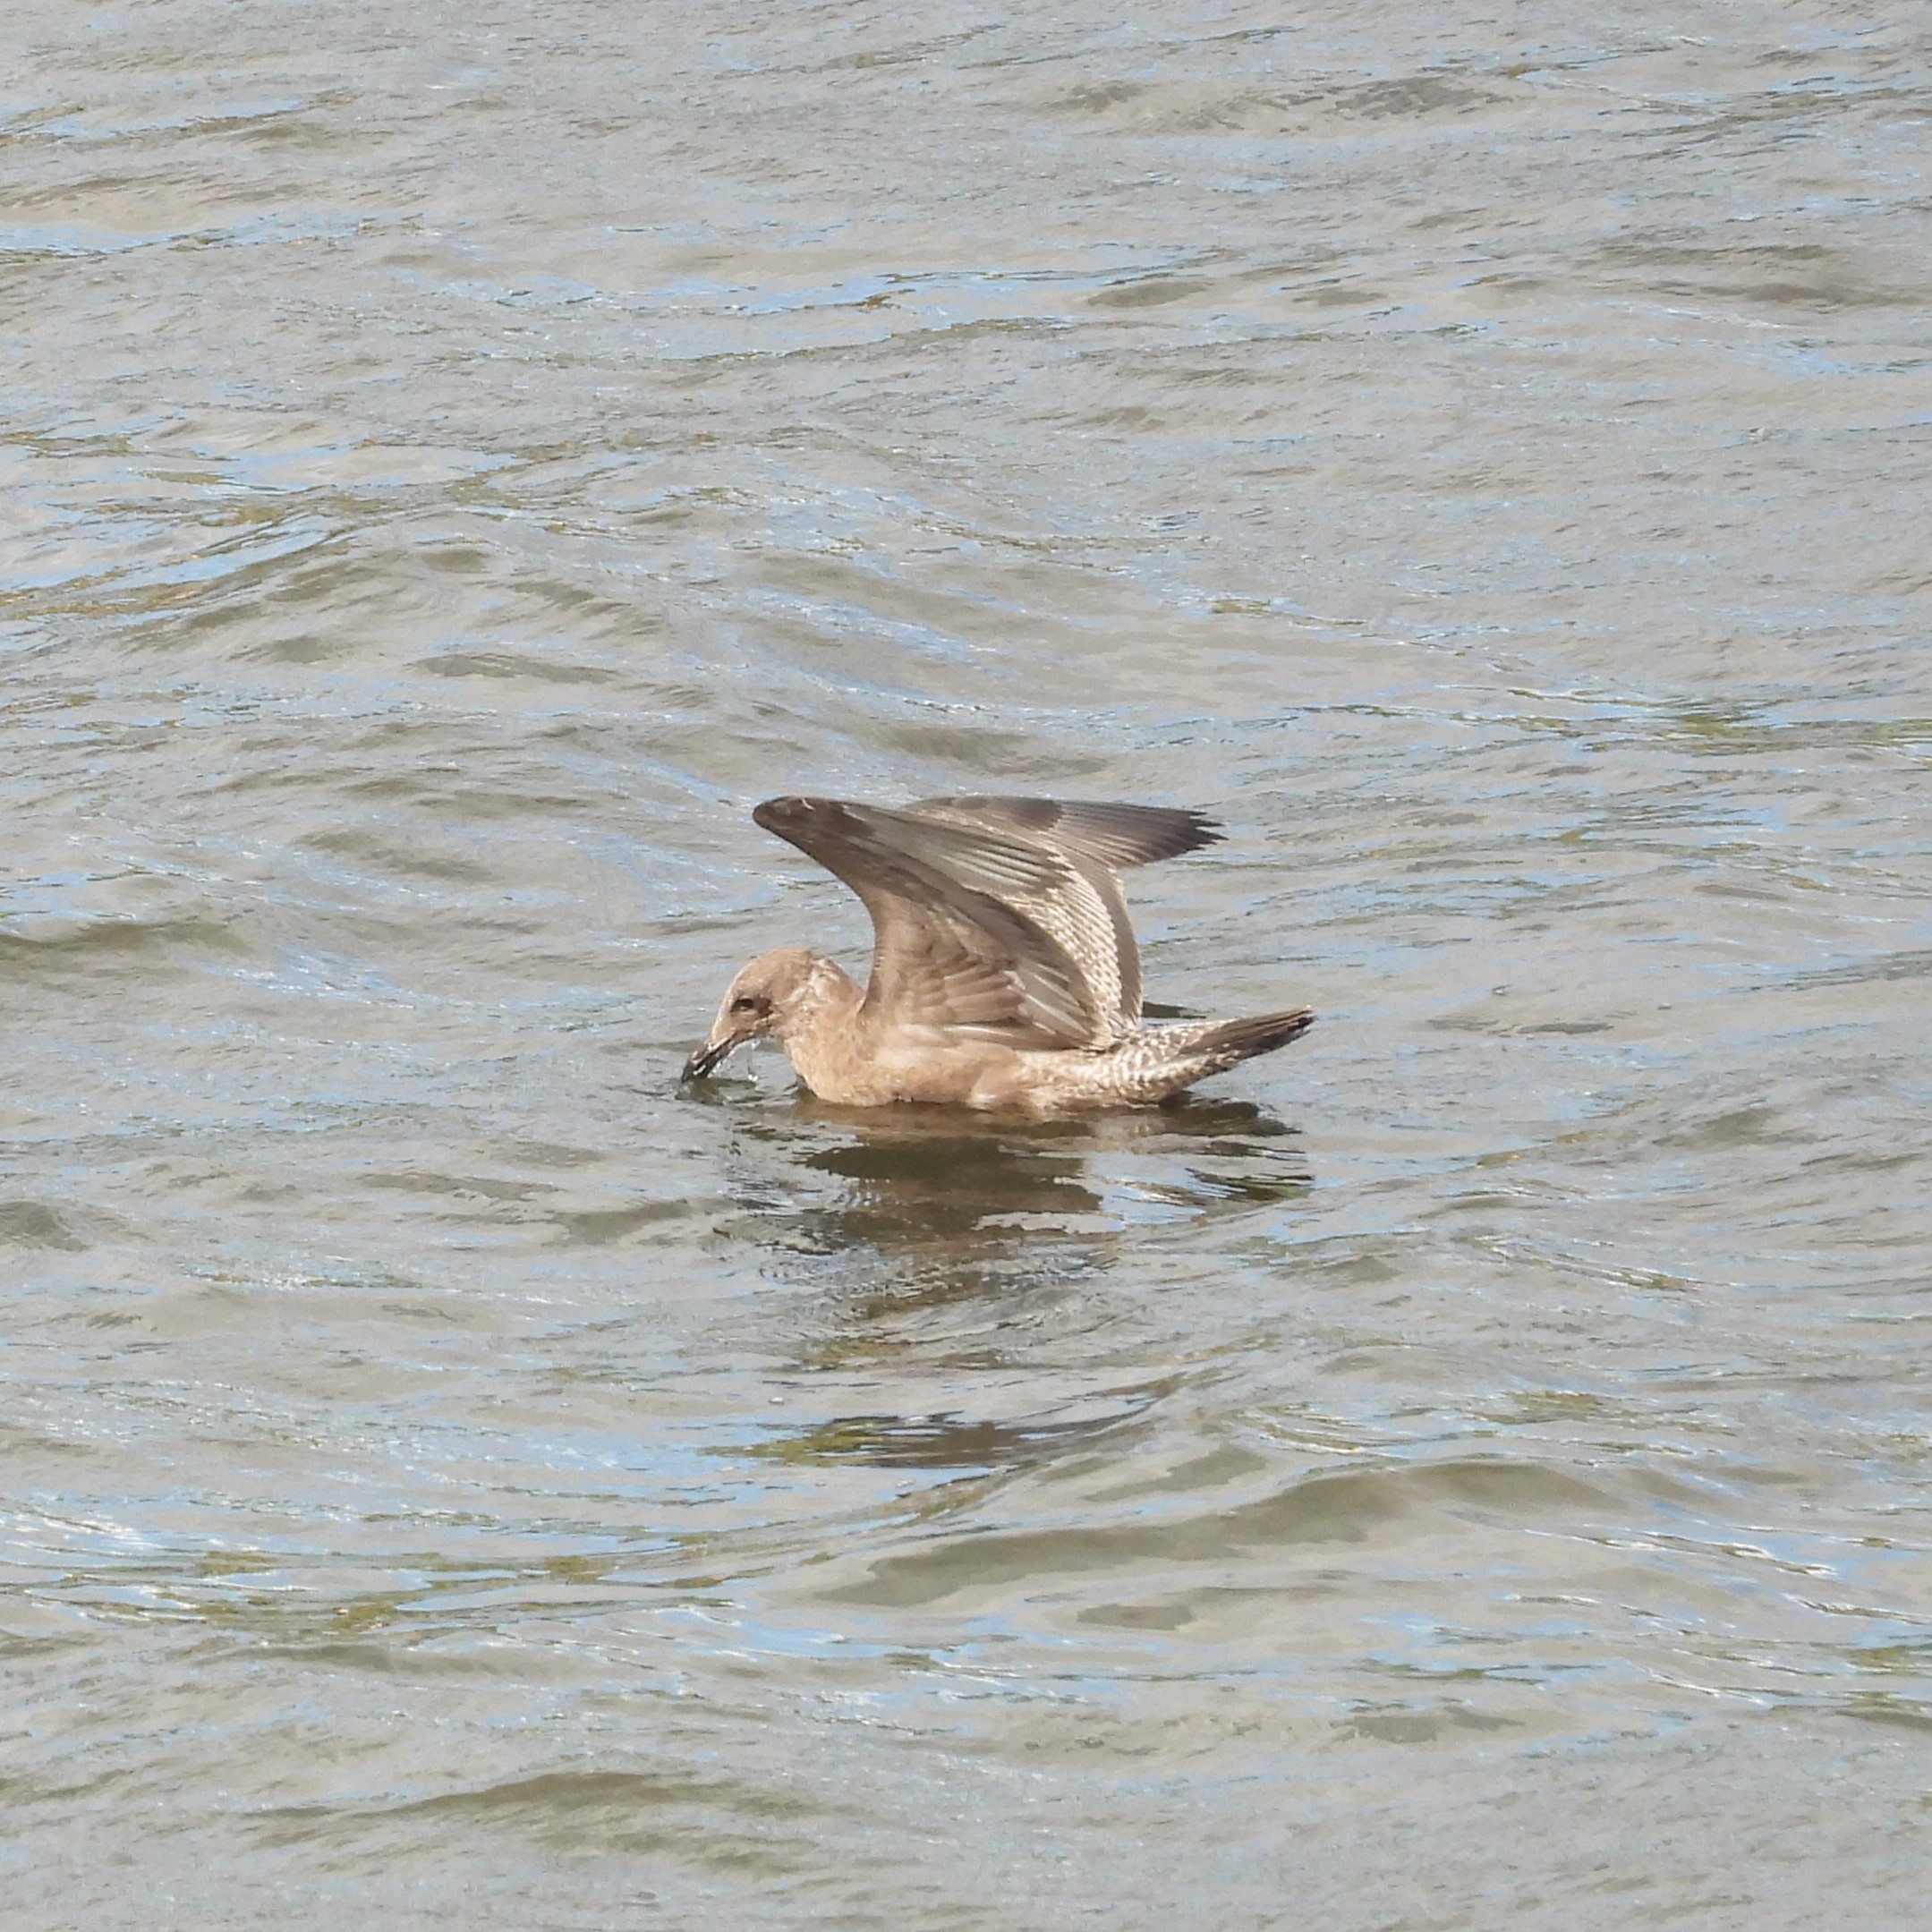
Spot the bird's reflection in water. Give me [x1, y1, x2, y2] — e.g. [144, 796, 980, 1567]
[708, 1089, 1312, 1477]
[718, 1085, 1312, 1319]
[740, 1379, 1179, 1475]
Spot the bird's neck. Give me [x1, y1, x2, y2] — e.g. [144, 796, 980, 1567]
[775, 955, 864, 1042]
[773, 957, 868, 1095]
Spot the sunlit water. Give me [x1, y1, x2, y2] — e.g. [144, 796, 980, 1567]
[4, 1, 1930, 1925]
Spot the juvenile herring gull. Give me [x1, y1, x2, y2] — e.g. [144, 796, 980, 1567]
[681, 795, 1315, 1111]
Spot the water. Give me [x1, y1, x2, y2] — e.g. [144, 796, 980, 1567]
[4, 1, 1931, 1925]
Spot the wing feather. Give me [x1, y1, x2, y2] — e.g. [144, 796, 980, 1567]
[907, 796, 1220, 1025]
[907, 796, 1221, 869]
[753, 796, 1109, 1046]
[753, 794, 1218, 1048]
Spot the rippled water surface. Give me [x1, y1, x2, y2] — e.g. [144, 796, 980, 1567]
[5, 1, 1931, 1925]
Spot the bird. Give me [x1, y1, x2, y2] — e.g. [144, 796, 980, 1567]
[680, 795, 1314, 1112]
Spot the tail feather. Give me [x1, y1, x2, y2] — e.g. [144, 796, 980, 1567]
[1190, 1007, 1316, 1068]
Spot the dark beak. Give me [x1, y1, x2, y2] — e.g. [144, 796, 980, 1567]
[681, 1036, 736, 1082]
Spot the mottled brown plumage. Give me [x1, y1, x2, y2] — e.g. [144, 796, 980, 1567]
[681, 795, 1314, 1111]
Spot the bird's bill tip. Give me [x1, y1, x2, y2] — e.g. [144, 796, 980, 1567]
[680, 1038, 734, 1082]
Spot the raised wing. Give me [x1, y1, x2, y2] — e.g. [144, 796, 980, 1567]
[753, 796, 1121, 1047]
[907, 797, 1221, 871]
[906, 796, 1221, 1024]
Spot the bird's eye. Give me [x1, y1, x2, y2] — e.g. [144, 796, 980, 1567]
[730, 994, 763, 1014]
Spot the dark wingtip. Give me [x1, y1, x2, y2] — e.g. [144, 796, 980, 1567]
[906, 796, 1227, 868]
[753, 795, 855, 846]
[753, 796, 811, 832]
[1198, 1008, 1315, 1063]
[1085, 802, 1224, 864]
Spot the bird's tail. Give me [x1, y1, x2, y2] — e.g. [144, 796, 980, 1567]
[1187, 1007, 1316, 1068]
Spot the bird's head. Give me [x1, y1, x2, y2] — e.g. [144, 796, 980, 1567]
[681, 947, 821, 1081]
